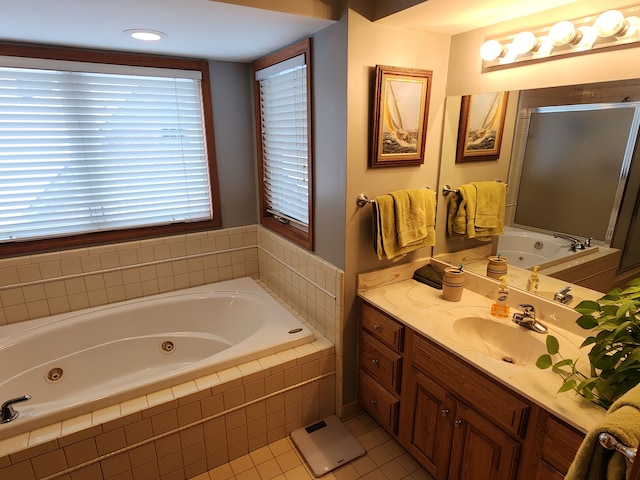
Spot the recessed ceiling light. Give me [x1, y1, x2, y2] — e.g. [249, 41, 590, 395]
[124, 29, 167, 41]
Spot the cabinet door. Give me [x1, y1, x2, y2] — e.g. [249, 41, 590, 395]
[448, 402, 520, 480]
[406, 368, 454, 480]
[532, 461, 565, 480]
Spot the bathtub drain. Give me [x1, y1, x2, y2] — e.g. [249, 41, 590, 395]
[289, 328, 303, 334]
[161, 340, 175, 353]
[46, 367, 64, 383]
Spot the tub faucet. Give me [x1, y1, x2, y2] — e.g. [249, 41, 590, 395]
[1, 395, 31, 423]
[553, 233, 590, 252]
[513, 304, 548, 334]
[554, 287, 573, 304]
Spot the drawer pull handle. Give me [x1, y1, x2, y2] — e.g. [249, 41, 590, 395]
[454, 419, 463, 428]
[370, 399, 377, 406]
[373, 324, 381, 330]
[441, 408, 449, 418]
[371, 359, 379, 366]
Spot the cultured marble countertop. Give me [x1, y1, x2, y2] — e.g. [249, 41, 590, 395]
[357, 261, 605, 434]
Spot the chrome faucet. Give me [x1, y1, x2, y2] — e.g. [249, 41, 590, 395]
[553, 233, 591, 252]
[1, 395, 31, 423]
[512, 304, 548, 334]
[554, 286, 573, 304]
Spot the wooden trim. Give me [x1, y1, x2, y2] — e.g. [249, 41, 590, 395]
[0, 43, 221, 258]
[252, 38, 314, 251]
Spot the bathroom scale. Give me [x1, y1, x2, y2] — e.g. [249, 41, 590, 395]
[290, 415, 365, 477]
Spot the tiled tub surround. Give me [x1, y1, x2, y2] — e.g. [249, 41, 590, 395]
[0, 293, 336, 479]
[0, 225, 343, 479]
[0, 277, 315, 438]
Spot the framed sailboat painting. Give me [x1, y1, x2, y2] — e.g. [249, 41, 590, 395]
[456, 91, 509, 163]
[370, 65, 432, 167]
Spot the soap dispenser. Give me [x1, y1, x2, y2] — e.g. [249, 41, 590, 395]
[526, 266, 540, 293]
[491, 276, 510, 318]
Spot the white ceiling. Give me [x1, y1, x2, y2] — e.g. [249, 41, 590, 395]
[0, 0, 583, 62]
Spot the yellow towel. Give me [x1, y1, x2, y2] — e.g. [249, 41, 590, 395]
[472, 181, 506, 234]
[566, 384, 640, 480]
[446, 181, 506, 241]
[374, 190, 436, 261]
[390, 189, 436, 247]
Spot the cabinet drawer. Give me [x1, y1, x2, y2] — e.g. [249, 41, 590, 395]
[361, 301, 404, 352]
[360, 331, 403, 393]
[359, 370, 400, 434]
[411, 333, 530, 438]
[541, 416, 584, 475]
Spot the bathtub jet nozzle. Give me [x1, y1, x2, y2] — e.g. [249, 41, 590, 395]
[1, 394, 31, 423]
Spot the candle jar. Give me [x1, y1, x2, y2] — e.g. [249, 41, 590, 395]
[442, 267, 465, 302]
[487, 256, 508, 280]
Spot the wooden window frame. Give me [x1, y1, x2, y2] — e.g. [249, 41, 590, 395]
[0, 43, 221, 258]
[252, 38, 314, 251]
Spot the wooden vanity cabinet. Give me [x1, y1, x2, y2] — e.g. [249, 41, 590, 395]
[357, 299, 593, 480]
[530, 410, 584, 479]
[403, 331, 523, 480]
[358, 302, 404, 434]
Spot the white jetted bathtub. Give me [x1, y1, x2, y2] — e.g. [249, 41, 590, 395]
[497, 226, 597, 269]
[0, 276, 314, 437]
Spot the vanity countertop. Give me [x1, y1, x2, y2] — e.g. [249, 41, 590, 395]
[357, 259, 605, 434]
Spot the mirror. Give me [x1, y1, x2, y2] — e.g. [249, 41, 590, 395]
[436, 78, 640, 305]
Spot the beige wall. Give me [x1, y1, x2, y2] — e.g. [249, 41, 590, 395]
[341, 9, 451, 414]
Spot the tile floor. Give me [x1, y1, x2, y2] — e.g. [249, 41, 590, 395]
[191, 413, 434, 480]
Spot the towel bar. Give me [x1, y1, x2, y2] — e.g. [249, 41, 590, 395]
[356, 193, 374, 208]
[442, 180, 507, 196]
[599, 432, 637, 464]
[356, 187, 432, 208]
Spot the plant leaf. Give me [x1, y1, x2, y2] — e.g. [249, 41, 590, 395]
[575, 301, 601, 314]
[552, 358, 574, 373]
[536, 354, 552, 369]
[546, 335, 560, 355]
[559, 379, 577, 393]
[580, 336, 596, 348]
[577, 314, 599, 330]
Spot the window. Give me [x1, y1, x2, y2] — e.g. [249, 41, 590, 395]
[253, 39, 313, 250]
[0, 44, 220, 257]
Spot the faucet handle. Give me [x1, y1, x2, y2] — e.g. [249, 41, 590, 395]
[1, 395, 31, 423]
[518, 304, 536, 316]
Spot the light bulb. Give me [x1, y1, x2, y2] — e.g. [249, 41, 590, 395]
[619, 16, 640, 38]
[575, 26, 598, 50]
[512, 31, 539, 55]
[480, 40, 505, 61]
[549, 21, 577, 46]
[124, 29, 167, 41]
[594, 10, 627, 37]
[534, 36, 554, 58]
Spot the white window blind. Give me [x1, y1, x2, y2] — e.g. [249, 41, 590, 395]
[257, 55, 309, 230]
[0, 64, 212, 243]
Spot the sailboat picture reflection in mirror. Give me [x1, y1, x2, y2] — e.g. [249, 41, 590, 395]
[370, 65, 432, 167]
[456, 91, 509, 163]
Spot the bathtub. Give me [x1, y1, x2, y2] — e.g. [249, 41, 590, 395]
[497, 226, 598, 269]
[0, 276, 314, 438]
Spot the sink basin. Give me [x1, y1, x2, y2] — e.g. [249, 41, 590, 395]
[452, 316, 547, 367]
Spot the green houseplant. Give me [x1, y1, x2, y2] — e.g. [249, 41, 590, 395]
[536, 278, 640, 410]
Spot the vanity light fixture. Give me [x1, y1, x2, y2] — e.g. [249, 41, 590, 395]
[125, 29, 167, 41]
[480, 4, 640, 71]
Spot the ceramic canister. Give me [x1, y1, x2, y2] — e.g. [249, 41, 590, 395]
[442, 267, 465, 302]
[486, 256, 508, 280]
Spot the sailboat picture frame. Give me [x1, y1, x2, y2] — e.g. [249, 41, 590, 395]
[456, 91, 509, 163]
[370, 65, 432, 167]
